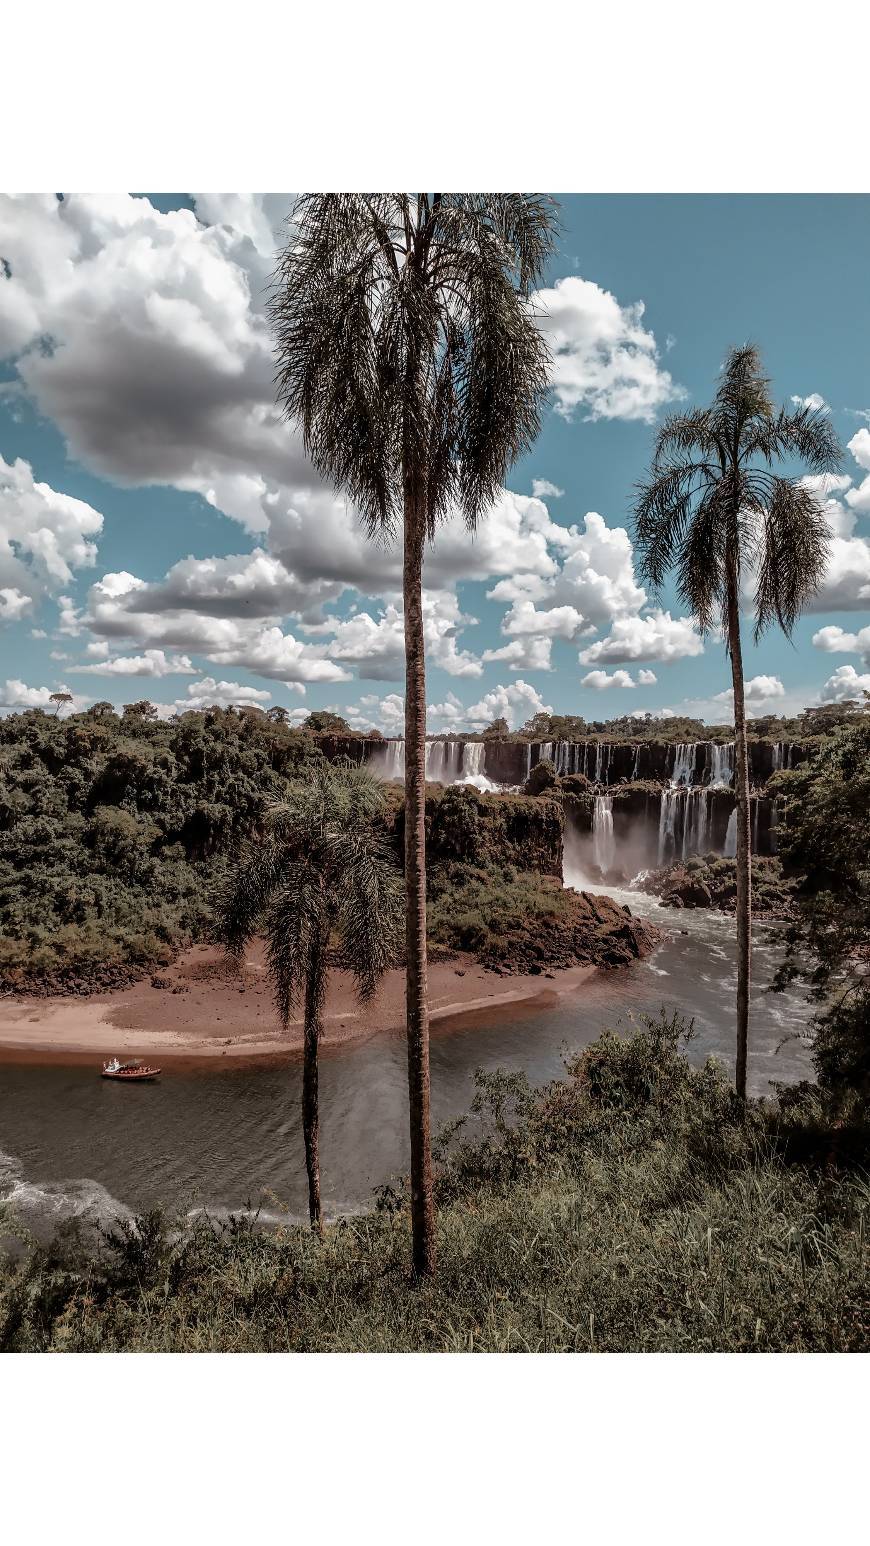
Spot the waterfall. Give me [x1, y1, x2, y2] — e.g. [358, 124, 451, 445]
[657, 788, 680, 865]
[370, 738, 470, 785]
[631, 743, 640, 779]
[724, 807, 737, 858]
[751, 796, 760, 855]
[592, 795, 615, 874]
[370, 739, 405, 780]
[461, 742, 486, 779]
[658, 786, 713, 865]
[682, 788, 709, 860]
[670, 742, 697, 786]
[525, 743, 532, 782]
[425, 739, 463, 784]
[709, 742, 734, 787]
[772, 742, 793, 773]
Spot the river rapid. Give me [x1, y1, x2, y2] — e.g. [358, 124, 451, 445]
[0, 875, 816, 1246]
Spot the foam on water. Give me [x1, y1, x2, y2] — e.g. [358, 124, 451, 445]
[0, 1145, 130, 1245]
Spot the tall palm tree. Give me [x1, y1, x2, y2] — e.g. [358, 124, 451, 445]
[216, 764, 403, 1230]
[269, 194, 557, 1274]
[633, 344, 841, 1100]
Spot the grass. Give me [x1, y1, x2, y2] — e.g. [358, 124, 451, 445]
[1, 1012, 867, 1353]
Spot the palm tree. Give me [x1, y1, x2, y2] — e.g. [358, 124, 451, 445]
[215, 764, 403, 1231]
[269, 195, 557, 1274]
[633, 344, 841, 1100]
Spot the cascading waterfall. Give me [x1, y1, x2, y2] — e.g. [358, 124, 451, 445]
[708, 742, 734, 787]
[460, 742, 486, 779]
[724, 807, 737, 857]
[370, 738, 475, 785]
[772, 742, 793, 772]
[682, 788, 709, 860]
[657, 789, 678, 865]
[592, 794, 615, 875]
[670, 742, 698, 786]
[373, 739, 405, 780]
[425, 739, 463, 784]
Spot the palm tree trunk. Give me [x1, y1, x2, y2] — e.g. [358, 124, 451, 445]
[302, 955, 323, 1234]
[403, 482, 436, 1277]
[726, 558, 752, 1101]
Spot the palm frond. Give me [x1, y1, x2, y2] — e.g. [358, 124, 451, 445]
[754, 478, 831, 639]
[214, 840, 286, 958]
[265, 866, 324, 1030]
[330, 830, 404, 1000]
[773, 404, 842, 473]
[269, 193, 557, 537]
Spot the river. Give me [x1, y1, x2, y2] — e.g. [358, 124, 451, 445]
[0, 881, 815, 1245]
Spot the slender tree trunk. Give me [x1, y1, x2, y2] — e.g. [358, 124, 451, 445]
[726, 557, 752, 1101]
[302, 958, 323, 1234]
[403, 482, 436, 1277]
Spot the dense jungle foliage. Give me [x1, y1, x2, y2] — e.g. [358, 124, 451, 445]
[0, 706, 327, 988]
[774, 716, 870, 1109]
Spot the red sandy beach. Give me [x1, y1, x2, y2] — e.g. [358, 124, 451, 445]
[0, 943, 598, 1067]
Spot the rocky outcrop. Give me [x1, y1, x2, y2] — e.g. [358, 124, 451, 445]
[477, 885, 659, 974]
[637, 856, 794, 918]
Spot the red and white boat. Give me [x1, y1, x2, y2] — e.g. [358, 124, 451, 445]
[100, 1057, 161, 1082]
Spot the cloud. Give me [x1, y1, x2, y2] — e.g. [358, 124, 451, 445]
[315, 591, 482, 680]
[482, 636, 553, 672]
[343, 692, 406, 735]
[0, 587, 31, 622]
[638, 668, 657, 685]
[71, 649, 196, 678]
[489, 510, 645, 633]
[173, 677, 273, 711]
[796, 461, 870, 612]
[0, 453, 103, 621]
[81, 570, 352, 688]
[0, 679, 87, 712]
[126, 548, 341, 622]
[581, 668, 638, 690]
[791, 393, 830, 413]
[713, 675, 786, 706]
[579, 608, 703, 665]
[535, 275, 685, 423]
[820, 665, 870, 703]
[497, 599, 585, 641]
[812, 623, 870, 666]
[845, 428, 870, 516]
[531, 478, 564, 499]
[428, 679, 552, 733]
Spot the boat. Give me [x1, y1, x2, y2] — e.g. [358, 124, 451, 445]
[100, 1057, 161, 1082]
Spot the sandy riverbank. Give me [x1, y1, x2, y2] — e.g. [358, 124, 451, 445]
[0, 943, 599, 1067]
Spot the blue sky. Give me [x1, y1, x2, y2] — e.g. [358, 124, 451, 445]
[1, 193, 869, 731]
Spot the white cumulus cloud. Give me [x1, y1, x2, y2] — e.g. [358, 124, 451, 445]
[579, 609, 703, 665]
[820, 665, 870, 703]
[535, 275, 685, 423]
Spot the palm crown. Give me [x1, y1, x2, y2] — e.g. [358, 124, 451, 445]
[268, 194, 558, 539]
[632, 344, 842, 638]
[217, 765, 403, 1028]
